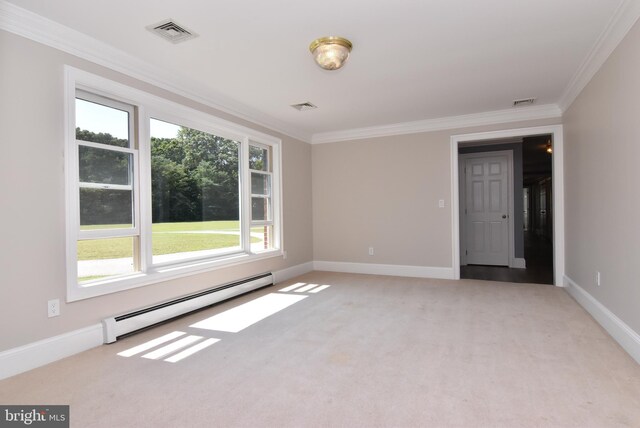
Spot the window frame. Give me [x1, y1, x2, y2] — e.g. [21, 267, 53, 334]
[75, 90, 140, 241]
[65, 66, 283, 302]
[248, 142, 275, 252]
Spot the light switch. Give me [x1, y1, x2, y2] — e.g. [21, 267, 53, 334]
[438, 199, 445, 208]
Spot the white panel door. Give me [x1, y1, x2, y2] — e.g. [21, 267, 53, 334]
[465, 155, 509, 266]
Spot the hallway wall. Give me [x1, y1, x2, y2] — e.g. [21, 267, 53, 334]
[563, 17, 640, 335]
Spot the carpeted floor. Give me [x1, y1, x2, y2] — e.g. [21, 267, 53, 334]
[1, 272, 639, 427]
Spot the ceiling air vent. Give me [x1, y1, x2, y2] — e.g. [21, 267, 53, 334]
[291, 102, 318, 111]
[147, 19, 198, 44]
[513, 97, 536, 107]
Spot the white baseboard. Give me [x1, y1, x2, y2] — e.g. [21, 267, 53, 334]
[313, 261, 455, 280]
[512, 258, 526, 269]
[0, 324, 103, 380]
[272, 262, 314, 284]
[564, 275, 640, 364]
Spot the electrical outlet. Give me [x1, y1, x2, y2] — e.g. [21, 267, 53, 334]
[438, 199, 445, 208]
[368, 246, 374, 256]
[596, 271, 601, 287]
[48, 299, 60, 318]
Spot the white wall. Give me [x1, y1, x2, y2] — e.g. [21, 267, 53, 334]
[0, 30, 313, 352]
[312, 119, 560, 270]
[563, 18, 640, 335]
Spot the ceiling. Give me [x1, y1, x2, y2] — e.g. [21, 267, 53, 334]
[2, 0, 636, 142]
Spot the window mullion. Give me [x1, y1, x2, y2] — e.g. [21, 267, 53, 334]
[271, 143, 281, 250]
[132, 116, 142, 274]
[137, 107, 153, 273]
[76, 140, 136, 154]
[79, 228, 138, 240]
[79, 182, 133, 191]
[241, 139, 252, 253]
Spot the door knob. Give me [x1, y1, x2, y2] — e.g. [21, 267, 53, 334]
[502, 214, 507, 219]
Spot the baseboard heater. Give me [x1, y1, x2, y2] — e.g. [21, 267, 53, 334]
[101, 272, 273, 343]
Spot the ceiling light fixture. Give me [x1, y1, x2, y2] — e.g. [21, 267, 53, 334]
[546, 140, 553, 154]
[309, 36, 352, 70]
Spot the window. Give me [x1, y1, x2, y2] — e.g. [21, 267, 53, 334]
[74, 91, 139, 283]
[150, 119, 241, 264]
[249, 143, 275, 252]
[66, 68, 282, 301]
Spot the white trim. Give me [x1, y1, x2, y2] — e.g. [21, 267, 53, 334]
[271, 142, 284, 251]
[450, 125, 565, 286]
[313, 261, 455, 280]
[0, 0, 311, 143]
[459, 150, 516, 268]
[272, 262, 314, 284]
[513, 258, 526, 269]
[564, 275, 640, 365]
[70, 248, 283, 302]
[0, 324, 103, 380]
[558, 0, 640, 112]
[311, 104, 562, 144]
[551, 127, 565, 287]
[458, 154, 466, 266]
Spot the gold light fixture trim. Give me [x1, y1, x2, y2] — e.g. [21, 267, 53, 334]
[309, 36, 353, 70]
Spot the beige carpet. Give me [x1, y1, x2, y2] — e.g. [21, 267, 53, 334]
[1, 272, 639, 427]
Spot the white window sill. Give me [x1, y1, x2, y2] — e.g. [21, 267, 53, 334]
[67, 249, 283, 302]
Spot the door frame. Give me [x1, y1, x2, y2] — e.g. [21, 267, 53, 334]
[450, 124, 565, 287]
[459, 150, 515, 267]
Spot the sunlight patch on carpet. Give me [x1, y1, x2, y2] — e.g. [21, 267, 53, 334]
[294, 283, 320, 292]
[308, 284, 331, 293]
[117, 331, 186, 357]
[278, 282, 307, 292]
[190, 293, 307, 333]
[142, 335, 203, 360]
[165, 338, 220, 363]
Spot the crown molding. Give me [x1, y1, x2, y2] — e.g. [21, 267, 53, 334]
[558, 0, 640, 112]
[2, 0, 634, 146]
[0, 0, 312, 143]
[311, 104, 562, 144]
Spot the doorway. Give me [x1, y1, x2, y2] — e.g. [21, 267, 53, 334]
[458, 136, 553, 284]
[522, 135, 554, 284]
[450, 125, 564, 286]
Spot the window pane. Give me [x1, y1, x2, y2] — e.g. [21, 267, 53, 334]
[77, 237, 136, 283]
[252, 197, 270, 221]
[150, 119, 241, 263]
[251, 172, 270, 196]
[251, 225, 273, 251]
[75, 98, 130, 148]
[249, 145, 269, 171]
[79, 145, 132, 185]
[80, 188, 133, 228]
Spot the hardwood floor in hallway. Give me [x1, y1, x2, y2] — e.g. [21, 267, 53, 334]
[461, 231, 553, 284]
